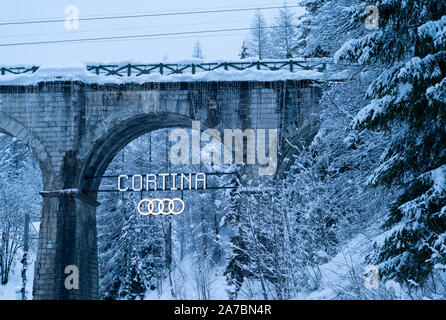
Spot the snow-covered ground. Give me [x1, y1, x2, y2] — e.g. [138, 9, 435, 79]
[304, 230, 409, 300]
[0, 251, 35, 300]
[1, 234, 443, 300]
[144, 255, 229, 300]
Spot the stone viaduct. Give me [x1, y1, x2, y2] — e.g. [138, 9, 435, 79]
[0, 70, 323, 299]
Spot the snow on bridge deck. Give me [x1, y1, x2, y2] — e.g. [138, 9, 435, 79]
[0, 59, 348, 86]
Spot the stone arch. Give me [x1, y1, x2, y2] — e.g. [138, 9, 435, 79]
[0, 112, 52, 186]
[78, 112, 206, 197]
[76, 112, 238, 299]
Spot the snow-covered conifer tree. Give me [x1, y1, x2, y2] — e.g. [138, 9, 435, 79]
[270, 4, 299, 58]
[192, 40, 204, 60]
[335, 0, 446, 285]
[246, 9, 269, 60]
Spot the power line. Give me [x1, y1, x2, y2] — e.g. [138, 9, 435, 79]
[82, 32, 247, 44]
[0, 5, 301, 27]
[1, 19, 249, 39]
[0, 25, 296, 47]
[0, 1, 287, 24]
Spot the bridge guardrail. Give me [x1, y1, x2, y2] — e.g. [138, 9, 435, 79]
[0, 66, 39, 76]
[1, 60, 329, 77]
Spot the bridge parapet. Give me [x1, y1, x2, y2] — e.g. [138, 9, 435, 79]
[1, 59, 332, 77]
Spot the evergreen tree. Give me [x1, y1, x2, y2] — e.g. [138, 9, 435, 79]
[270, 4, 299, 58]
[296, 0, 366, 58]
[239, 41, 249, 59]
[0, 135, 41, 286]
[98, 135, 166, 299]
[192, 40, 204, 59]
[246, 9, 269, 60]
[335, 0, 446, 285]
[223, 187, 250, 299]
[119, 196, 147, 300]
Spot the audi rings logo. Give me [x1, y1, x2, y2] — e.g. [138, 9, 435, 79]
[137, 198, 185, 216]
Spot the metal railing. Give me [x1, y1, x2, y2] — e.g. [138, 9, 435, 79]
[0, 66, 39, 75]
[86, 60, 327, 76]
[0, 60, 328, 77]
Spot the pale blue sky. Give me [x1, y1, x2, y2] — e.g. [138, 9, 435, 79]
[0, 0, 304, 65]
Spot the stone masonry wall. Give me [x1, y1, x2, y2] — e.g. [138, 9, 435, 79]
[0, 80, 321, 299]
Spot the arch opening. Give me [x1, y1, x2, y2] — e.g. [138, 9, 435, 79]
[91, 121, 235, 299]
[0, 132, 43, 299]
[79, 113, 209, 197]
[0, 113, 52, 188]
